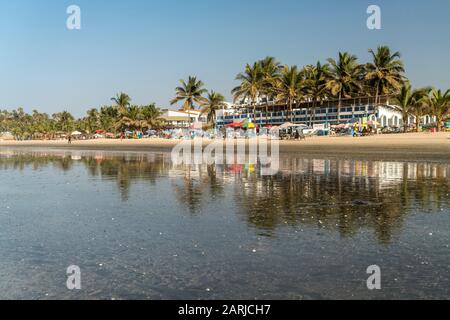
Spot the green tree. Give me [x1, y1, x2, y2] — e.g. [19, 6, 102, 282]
[393, 82, 431, 132]
[232, 62, 265, 122]
[259, 57, 282, 124]
[365, 46, 405, 105]
[199, 91, 227, 127]
[303, 62, 330, 125]
[326, 52, 363, 121]
[275, 65, 303, 122]
[428, 88, 450, 131]
[170, 76, 207, 125]
[140, 104, 163, 130]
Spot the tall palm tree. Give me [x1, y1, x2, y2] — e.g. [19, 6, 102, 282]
[170, 76, 207, 125]
[111, 93, 131, 114]
[303, 62, 330, 125]
[199, 91, 227, 127]
[428, 88, 450, 131]
[275, 65, 303, 122]
[86, 108, 99, 134]
[326, 52, 362, 121]
[393, 82, 430, 132]
[140, 104, 163, 130]
[259, 57, 282, 124]
[115, 105, 142, 132]
[411, 92, 431, 133]
[52, 111, 74, 134]
[232, 62, 265, 122]
[365, 46, 405, 105]
[100, 106, 119, 133]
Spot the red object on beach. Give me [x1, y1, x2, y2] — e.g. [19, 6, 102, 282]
[96, 130, 106, 134]
[226, 122, 244, 128]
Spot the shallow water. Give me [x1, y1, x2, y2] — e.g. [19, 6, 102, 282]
[0, 148, 448, 300]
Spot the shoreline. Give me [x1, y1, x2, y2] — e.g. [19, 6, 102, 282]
[1, 132, 450, 162]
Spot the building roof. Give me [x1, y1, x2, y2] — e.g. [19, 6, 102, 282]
[161, 115, 191, 122]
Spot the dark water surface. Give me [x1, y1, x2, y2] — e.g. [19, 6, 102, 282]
[0, 148, 448, 300]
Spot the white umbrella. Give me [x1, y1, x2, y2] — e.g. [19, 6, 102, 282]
[71, 131, 82, 136]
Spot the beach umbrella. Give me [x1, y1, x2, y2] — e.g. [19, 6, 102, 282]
[71, 131, 82, 136]
[279, 122, 296, 129]
[226, 122, 243, 128]
[243, 122, 255, 129]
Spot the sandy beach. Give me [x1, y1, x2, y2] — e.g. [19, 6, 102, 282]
[1, 132, 449, 161]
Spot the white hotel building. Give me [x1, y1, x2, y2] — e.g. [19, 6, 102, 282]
[215, 96, 436, 129]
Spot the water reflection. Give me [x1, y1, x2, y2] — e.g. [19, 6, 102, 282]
[1, 149, 449, 245]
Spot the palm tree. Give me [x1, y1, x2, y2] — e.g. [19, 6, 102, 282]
[259, 57, 282, 124]
[393, 82, 414, 133]
[365, 46, 405, 105]
[111, 93, 133, 132]
[411, 93, 431, 132]
[86, 108, 99, 133]
[99, 106, 119, 133]
[140, 104, 163, 130]
[115, 105, 142, 132]
[111, 93, 131, 114]
[52, 111, 74, 134]
[326, 52, 362, 121]
[303, 62, 330, 125]
[428, 88, 450, 132]
[199, 91, 227, 127]
[232, 62, 265, 122]
[393, 82, 430, 133]
[170, 76, 207, 125]
[275, 65, 303, 122]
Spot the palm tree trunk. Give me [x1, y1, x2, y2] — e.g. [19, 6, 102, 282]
[309, 100, 316, 126]
[415, 113, 420, 132]
[337, 92, 342, 123]
[290, 100, 294, 122]
[375, 82, 380, 105]
[188, 109, 192, 128]
[252, 98, 257, 123]
[403, 112, 408, 133]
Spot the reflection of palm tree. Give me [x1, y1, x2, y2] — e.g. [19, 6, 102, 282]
[2, 152, 449, 245]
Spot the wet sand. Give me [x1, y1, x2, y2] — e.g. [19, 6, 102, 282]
[1, 132, 450, 161]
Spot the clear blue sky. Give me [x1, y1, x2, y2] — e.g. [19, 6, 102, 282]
[1, 0, 449, 117]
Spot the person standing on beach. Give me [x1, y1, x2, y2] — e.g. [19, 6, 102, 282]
[68, 135, 72, 144]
